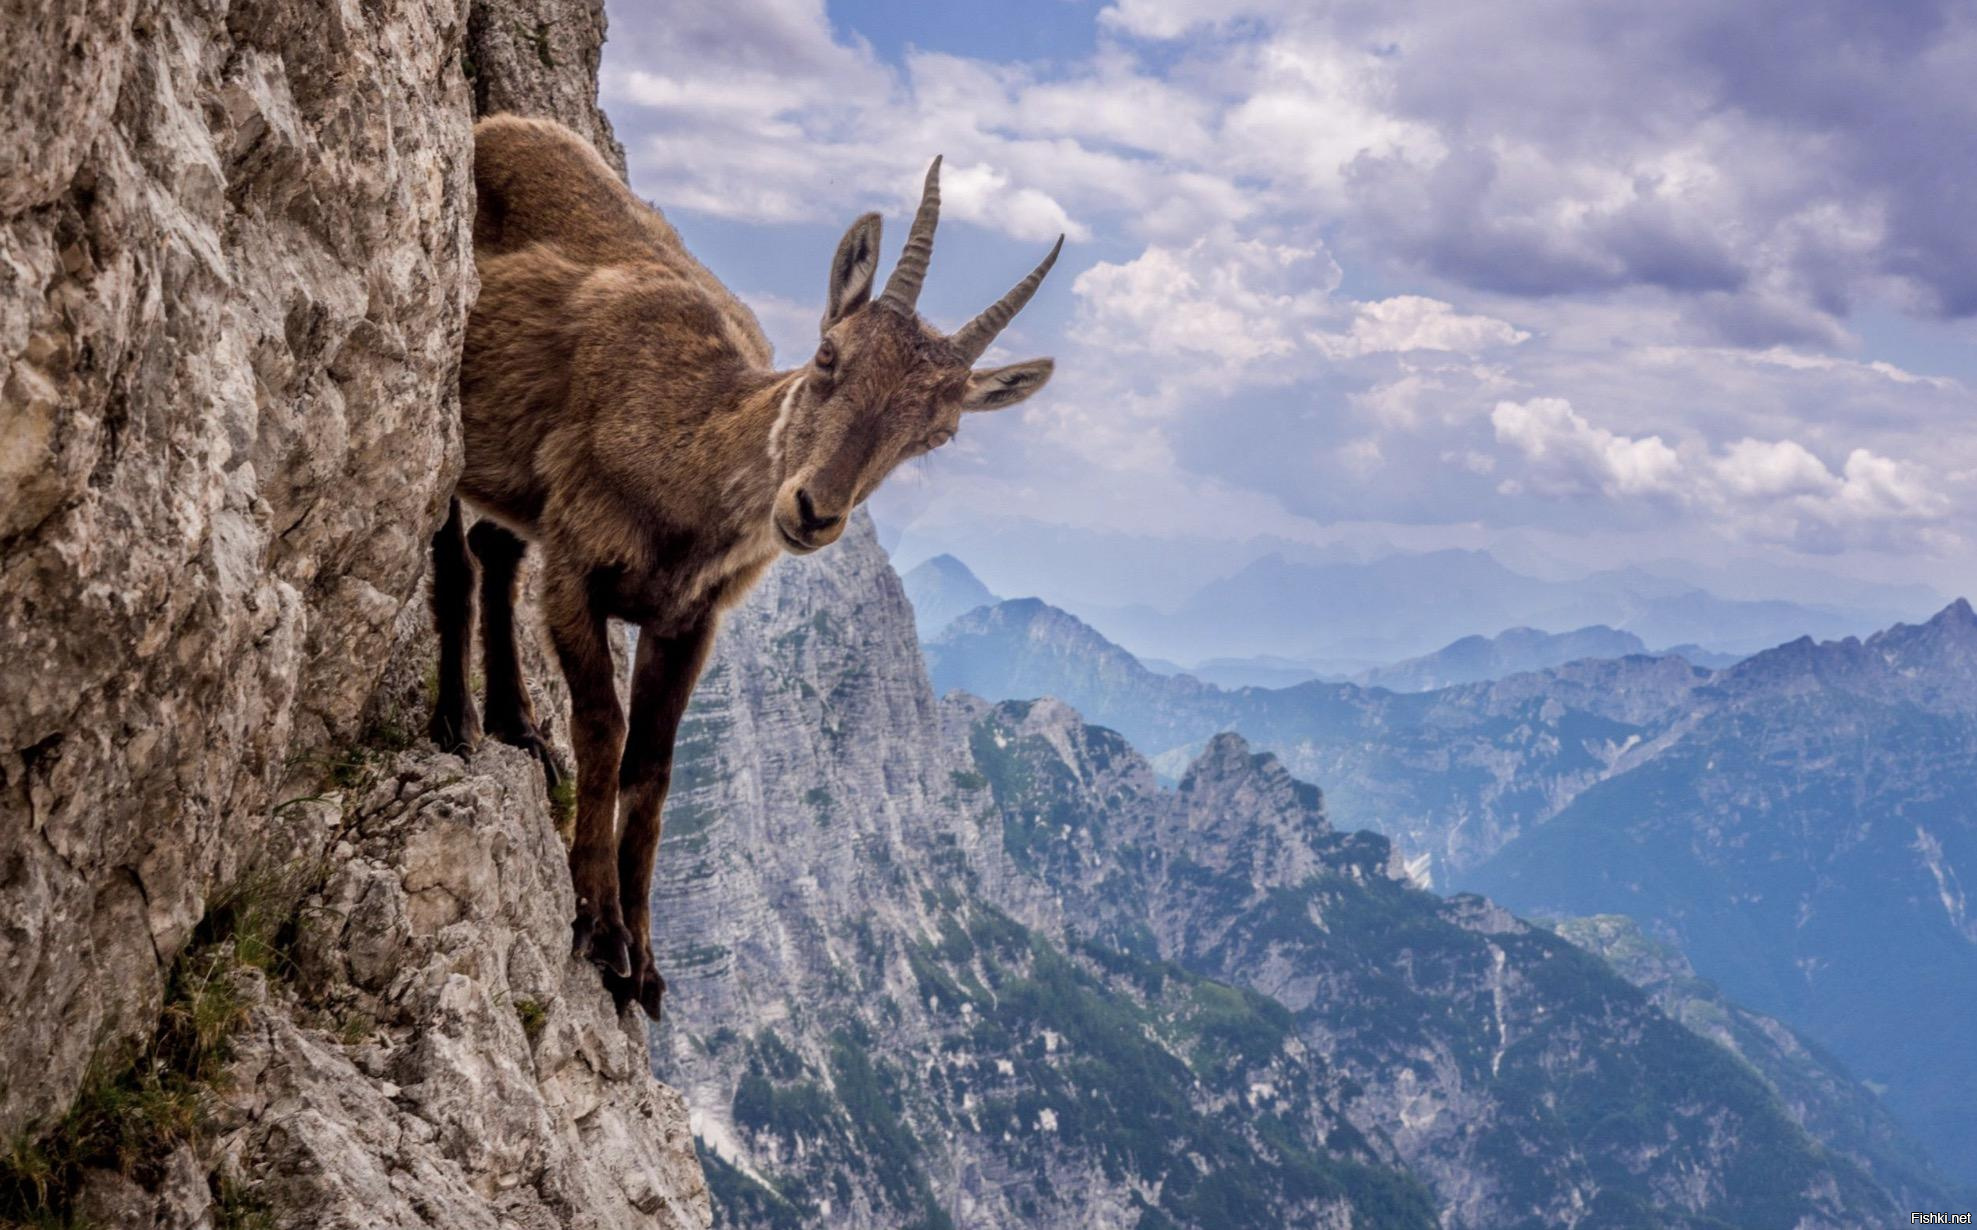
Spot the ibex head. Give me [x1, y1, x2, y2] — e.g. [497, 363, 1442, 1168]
[770, 157, 1061, 554]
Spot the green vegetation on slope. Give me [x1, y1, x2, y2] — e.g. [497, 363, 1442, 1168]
[723, 901, 1437, 1229]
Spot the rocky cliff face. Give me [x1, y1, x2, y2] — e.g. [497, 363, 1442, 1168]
[651, 516, 1901, 1229]
[0, 1, 705, 1224]
[78, 745, 708, 1230]
[650, 517, 1439, 1228]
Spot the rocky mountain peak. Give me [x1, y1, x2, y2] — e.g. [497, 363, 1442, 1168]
[1933, 595, 1974, 622]
[900, 552, 1000, 637]
[1711, 599, 1977, 716]
[1169, 731, 1336, 894]
[1876, 596, 1977, 656]
[1179, 731, 1327, 833]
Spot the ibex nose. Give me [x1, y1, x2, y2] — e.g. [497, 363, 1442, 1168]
[795, 488, 841, 534]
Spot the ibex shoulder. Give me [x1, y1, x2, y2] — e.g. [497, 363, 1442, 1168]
[472, 114, 681, 266]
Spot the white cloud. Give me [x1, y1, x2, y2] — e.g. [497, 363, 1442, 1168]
[1492, 397, 1953, 547]
[1741, 347, 1961, 390]
[1098, 0, 1298, 40]
[1832, 448, 1949, 522]
[940, 162, 1087, 242]
[1316, 296, 1529, 358]
[1491, 398, 1682, 498]
[1339, 437, 1385, 475]
[1072, 232, 1341, 367]
[1712, 438, 1840, 501]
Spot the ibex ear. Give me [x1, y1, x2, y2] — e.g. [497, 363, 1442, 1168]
[961, 358, 1054, 413]
[823, 212, 882, 332]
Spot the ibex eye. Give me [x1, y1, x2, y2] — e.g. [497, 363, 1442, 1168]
[814, 340, 837, 370]
[926, 429, 954, 449]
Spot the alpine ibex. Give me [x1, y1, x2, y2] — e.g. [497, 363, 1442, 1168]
[432, 115, 1062, 1018]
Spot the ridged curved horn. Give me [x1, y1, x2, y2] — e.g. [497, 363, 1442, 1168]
[950, 235, 1064, 364]
[879, 156, 942, 310]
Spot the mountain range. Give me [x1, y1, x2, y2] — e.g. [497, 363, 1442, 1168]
[884, 516, 1945, 640]
[919, 579, 1977, 1189]
[1356, 624, 1651, 690]
[904, 549, 1859, 690]
[643, 515, 1956, 1226]
[1052, 548, 1932, 666]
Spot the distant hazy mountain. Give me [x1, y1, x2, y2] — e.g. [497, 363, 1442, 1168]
[1356, 625, 1649, 692]
[923, 597, 1213, 719]
[1068, 548, 1925, 666]
[899, 552, 998, 637]
[927, 595, 1706, 868]
[1469, 601, 1977, 1185]
[1656, 642, 1747, 669]
[927, 592, 1977, 1184]
[1189, 654, 1338, 689]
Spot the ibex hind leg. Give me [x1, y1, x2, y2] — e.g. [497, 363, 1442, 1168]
[467, 518, 565, 789]
[428, 497, 483, 753]
[545, 568, 635, 981]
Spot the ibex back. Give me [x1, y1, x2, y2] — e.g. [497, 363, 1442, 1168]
[433, 115, 1062, 1018]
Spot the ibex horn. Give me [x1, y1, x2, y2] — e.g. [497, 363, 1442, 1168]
[951, 234, 1064, 364]
[879, 156, 942, 310]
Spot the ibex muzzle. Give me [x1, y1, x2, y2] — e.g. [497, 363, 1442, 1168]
[435, 117, 1065, 1020]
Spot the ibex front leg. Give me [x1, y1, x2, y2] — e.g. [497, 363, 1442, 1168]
[610, 615, 716, 1020]
[428, 498, 482, 753]
[543, 566, 633, 979]
[467, 518, 564, 788]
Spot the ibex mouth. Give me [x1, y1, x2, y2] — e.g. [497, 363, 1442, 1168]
[776, 521, 820, 554]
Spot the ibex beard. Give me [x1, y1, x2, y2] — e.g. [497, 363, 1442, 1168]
[431, 115, 1063, 1020]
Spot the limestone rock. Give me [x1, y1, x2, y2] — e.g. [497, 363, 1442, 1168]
[0, 0, 620, 1144]
[222, 746, 708, 1230]
[1, 0, 707, 1224]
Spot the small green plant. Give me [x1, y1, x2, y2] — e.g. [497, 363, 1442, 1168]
[359, 715, 417, 756]
[518, 20, 555, 69]
[548, 774, 577, 839]
[514, 997, 550, 1045]
[213, 1174, 275, 1230]
[335, 1009, 376, 1047]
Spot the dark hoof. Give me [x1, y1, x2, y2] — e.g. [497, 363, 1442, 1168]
[572, 908, 633, 980]
[428, 702, 483, 755]
[488, 717, 564, 790]
[607, 958, 666, 1022]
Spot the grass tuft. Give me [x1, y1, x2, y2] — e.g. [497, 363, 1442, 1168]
[548, 774, 577, 841]
[514, 997, 550, 1046]
[0, 859, 328, 1226]
[213, 1174, 275, 1230]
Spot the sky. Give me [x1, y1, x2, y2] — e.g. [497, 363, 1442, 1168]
[595, 0, 1977, 612]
